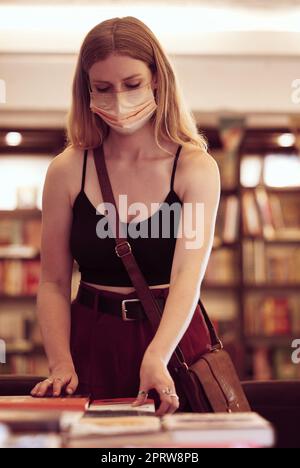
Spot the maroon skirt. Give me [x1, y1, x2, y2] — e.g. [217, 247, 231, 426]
[70, 280, 212, 412]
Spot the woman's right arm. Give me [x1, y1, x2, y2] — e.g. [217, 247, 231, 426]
[31, 149, 78, 397]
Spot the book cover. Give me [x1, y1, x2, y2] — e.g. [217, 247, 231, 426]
[69, 415, 161, 437]
[0, 396, 89, 412]
[161, 412, 274, 448]
[88, 397, 156, 417]
[0, 409, 61, 433]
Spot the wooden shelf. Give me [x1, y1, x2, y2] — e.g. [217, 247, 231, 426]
[221, 188, 239, 196]
[244, 283, 300, 291]
[241, 186, 300, 193]
[246, 336, 296, 348]
[0, 209, 41, 219]
[213, 241, 240, 249]
[0, 294, 37, 300]
[6, 345, 45, 356]
[265, 187, 300, 194]
[243, 236, 300, 245]
[0, 255, 40, 261]
[203, 283, 241, 290]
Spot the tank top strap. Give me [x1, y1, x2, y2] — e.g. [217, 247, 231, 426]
[170, 144, 183, 192]
[81, 149, 88, 192]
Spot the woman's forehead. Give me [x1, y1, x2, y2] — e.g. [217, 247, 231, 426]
[89, 55, 150, 82]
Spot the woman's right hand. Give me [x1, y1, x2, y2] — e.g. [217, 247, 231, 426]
[30, 363, 79, 397]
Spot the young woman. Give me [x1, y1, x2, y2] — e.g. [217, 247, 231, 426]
[31, 16, 220, 417]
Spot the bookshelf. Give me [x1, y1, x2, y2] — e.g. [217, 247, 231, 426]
[1, 124, 300, 382]
[0, 128, 66, 375]
[201, 123, 300, 381]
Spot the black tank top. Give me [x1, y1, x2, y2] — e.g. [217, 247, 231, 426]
[70, 145, 183, 286]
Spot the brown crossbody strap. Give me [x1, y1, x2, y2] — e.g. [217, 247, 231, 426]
[93, 145, 222, 372]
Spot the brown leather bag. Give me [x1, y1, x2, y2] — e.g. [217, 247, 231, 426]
[93, 145, 251, 413]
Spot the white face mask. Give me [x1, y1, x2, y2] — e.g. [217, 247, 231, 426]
[89, 82, 157, 135]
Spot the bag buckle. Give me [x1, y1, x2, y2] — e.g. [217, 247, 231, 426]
[121, 298, 141, 321]
[115, 241, 132, 258]
[212, 339, 224, 351]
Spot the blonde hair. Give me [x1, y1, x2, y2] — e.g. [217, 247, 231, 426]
[66, 16, 207, 153]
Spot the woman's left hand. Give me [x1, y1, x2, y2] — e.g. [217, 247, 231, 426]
[131, 349, 180, 416]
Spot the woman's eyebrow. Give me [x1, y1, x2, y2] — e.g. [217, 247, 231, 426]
[92, 74, 142, 84]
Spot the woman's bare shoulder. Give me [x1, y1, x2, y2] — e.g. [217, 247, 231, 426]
[46, 145, 85, 189]
[43, 146, 86, 207]
[176, 143, 220, 196]
[48, 145, 84, 174]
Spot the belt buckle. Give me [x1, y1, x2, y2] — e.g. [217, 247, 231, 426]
[115, 241, 132, 258]
[121, 298, 141, 321]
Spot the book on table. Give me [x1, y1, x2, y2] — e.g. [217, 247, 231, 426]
[0, 396, 89, 412]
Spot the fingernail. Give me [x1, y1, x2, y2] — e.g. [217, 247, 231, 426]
[67, 388, 73, 394]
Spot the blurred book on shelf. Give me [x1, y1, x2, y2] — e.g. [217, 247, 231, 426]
[0, 218, 41, 253]
[214, 195, 239, 246]
[242, 187, 300, 241]
[243, 240, 300, 285]
[0, 259, 40, 296]
[252, 346, 300, 381]
[252, 348, 273, 381]
[242, 191, 263, 237]
[273, 347, 300, 380]
[204, 248, 240, 285]
[6, 354, 48, 376]
[244, 294, 300, 337]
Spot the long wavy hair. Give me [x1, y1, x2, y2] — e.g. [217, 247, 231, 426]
[65, 16, 207, 153]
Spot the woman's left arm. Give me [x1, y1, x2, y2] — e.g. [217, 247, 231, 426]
[132, 149, 221, 415]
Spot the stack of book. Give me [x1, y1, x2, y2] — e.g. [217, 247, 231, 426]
[243, 240, 300, 285]
[0, 395, 275, 448]
[242, 187, 300, 241]
[244, 294, 300, 337]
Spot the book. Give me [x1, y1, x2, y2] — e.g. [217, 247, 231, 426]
[254, 187, 275, 240]
[223, 195, 239, 243]
[252, 348, 273, 380]
[69, 415, 161, 437]
[88, 397, 156, 417]
[204, 248, 239, 285]
[0, 259, 40, 296]
[4, 433, 62, 449]
[0, 396, 89, 412]
[161, 412, 275, 448]
[244, 294, 300, 337]
[243, 239, 300, 285]
[242, 191, 262, 237]
[0, 410, 61, 433]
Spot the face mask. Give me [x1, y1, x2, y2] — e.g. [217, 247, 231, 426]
[89, 82, 157, 135]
